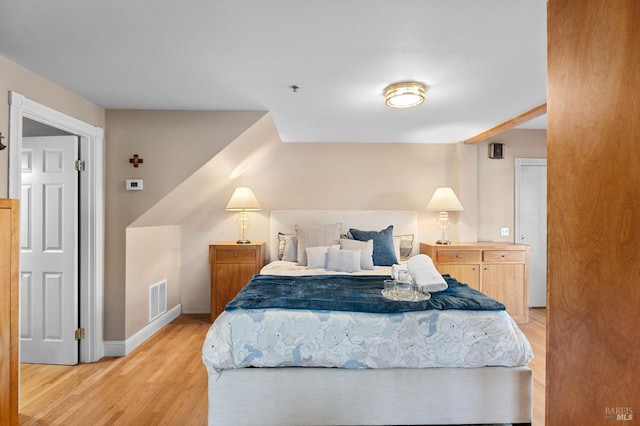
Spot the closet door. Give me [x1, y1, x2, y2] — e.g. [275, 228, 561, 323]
[0, 199, 19, 425]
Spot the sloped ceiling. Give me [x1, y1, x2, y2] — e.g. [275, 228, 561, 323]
[0, 0, 547, 143]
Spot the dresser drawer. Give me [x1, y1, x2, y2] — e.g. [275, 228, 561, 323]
[483, 250, 526, 262]
[437, 250, 481, 263]
[214, 248, 257, 263]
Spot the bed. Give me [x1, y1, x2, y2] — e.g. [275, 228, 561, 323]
[202, 210, 533, 425]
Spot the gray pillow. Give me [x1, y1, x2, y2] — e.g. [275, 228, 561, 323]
[295, 223, 342, 266]
[278, 233, 297, 261]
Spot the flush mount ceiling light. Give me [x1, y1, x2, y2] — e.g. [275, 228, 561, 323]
[384, 81, 428, 108]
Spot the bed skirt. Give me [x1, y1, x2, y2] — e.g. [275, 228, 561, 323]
[208, 366, 532, 425]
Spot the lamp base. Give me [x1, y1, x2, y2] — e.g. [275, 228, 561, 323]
[436, 212, 452, 245]
[236, 239, 251, 244]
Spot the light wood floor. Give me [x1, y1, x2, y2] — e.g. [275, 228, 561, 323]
[19, 314, 211, 425]
[20, 309, 546, 425]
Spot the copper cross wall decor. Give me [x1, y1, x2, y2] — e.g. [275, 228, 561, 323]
[129, 154, 144, 167]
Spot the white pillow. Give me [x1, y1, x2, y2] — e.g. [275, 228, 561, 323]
[306, 246, 332, 269]
[295, 223, 342, 266]
[339, 238, 374, 270]
[327, 247, 362, 273]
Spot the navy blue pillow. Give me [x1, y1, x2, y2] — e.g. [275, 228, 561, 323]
[349, 225, 398, 266]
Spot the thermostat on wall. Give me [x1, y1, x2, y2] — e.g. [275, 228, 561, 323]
[126, 179, 144, 191]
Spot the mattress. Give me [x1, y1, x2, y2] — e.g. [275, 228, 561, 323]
[261, 259, 397, 276]
[202, 261, 533, 375]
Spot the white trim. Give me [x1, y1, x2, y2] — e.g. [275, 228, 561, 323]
[8, 91, 105, 362]
[103, 304, 182, 357]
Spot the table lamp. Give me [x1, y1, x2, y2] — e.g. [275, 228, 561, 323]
[225, 187, 261, 244]
[426, 187, 464, 245]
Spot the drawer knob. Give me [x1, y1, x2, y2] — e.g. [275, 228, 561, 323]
[233, 252, 239, 257]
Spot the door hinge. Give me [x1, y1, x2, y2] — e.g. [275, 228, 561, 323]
[75, 160, 85, 171]
[75, 328, 85, 340]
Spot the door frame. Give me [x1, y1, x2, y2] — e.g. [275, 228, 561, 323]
[8, 91, 104, 363]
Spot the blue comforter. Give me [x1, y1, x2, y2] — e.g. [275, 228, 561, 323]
[225, 274, 505, 314]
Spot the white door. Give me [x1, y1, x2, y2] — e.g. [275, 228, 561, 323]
[515, 158, 547, 307]
[20, 136, 79, 365]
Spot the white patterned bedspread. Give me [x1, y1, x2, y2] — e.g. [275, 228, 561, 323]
[202, 306, 533, 375]
[202, 260, 533, 374]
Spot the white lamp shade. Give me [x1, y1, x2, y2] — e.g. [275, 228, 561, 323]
[225, 187, 262, 211]
[426, 187, 464, 211]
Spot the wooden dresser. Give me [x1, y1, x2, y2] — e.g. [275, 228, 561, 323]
[0, 199, 19, 425]
[209, 242, 266, 321]
[420, 242, 530, 323]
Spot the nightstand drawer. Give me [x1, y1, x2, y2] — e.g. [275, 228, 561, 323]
[437, 250, 481, 263]
[215, 248, 257, 263]
[483, 250, 526, 262]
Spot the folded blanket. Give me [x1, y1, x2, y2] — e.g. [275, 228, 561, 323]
[407, 254, 448, 293]
[225, 274, 504, 313]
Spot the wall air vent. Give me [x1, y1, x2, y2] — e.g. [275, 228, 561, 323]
[149, 280, 167, 322]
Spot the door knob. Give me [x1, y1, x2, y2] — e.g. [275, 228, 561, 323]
[521, 234, 526, 240]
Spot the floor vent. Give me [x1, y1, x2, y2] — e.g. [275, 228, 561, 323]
[149, 280, 167, 322]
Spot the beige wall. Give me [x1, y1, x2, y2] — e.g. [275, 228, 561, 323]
[175, 122, 545, 314]
[125, 226, 181, 338]
[110, 111, 477, 316]
[0, 56, 105, 197]
[105, 109, 266, 339]
[177, 115, 476, 313]
[476, 129, 547, 242]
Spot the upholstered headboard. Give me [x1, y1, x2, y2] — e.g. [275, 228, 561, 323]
[268, 210, 418, 262]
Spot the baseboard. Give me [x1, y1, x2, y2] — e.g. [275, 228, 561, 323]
[103, 304, 182, 357]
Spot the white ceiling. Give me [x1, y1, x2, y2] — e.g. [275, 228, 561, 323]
[0, 0, 547, 143]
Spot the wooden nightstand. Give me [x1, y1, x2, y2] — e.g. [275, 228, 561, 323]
[420, 242, 530, 324]
[209, 242, 266, 321]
